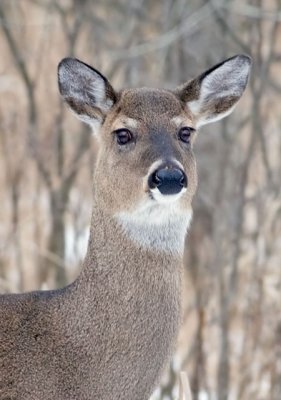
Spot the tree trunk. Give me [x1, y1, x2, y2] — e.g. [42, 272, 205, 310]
[41, 190, 68, 289]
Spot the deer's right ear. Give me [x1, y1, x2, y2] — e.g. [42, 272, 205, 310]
[58, 58, 116, 133]
[175, 55, 251, 128]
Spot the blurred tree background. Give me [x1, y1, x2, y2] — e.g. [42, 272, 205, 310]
[0, 0, 280, 399]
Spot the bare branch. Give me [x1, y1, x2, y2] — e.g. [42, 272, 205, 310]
[179, 372, 193, 400]
[107, 2, 215, 60]
[0, 3, 53, 189]
[212, 0, 281, 21]
[208, 0, 251, 54]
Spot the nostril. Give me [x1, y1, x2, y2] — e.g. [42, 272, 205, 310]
[148, 171, 162, 189]
[152, 171, 162, 186]
[179, 172, 187, 187]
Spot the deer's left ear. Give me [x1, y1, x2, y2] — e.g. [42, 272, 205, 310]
[58, 58, 117, 134]
[175, 55, 252, 128]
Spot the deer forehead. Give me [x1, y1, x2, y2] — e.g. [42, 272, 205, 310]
[107, 89, 194, 133]
[117, 88, 186, 119]
[110, 114, 193, 133]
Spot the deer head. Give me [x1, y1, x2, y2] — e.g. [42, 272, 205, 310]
[58, 55, 251, 253]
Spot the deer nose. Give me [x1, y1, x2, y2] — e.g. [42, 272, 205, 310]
[148, 167, 187, 195]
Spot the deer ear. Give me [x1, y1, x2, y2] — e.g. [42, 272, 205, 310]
[176, 55, 251, 128]
[58, 58, 117, 134]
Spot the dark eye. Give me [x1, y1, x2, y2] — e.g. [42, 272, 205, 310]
[115, 129, 133, 145]
[178, 127, 194, 144]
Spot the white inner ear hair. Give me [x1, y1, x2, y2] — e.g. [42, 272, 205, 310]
[88, 76, 114, 113]
[116, 201, 192, 255]
[78, 77, 114, 135]
[188, 58, 249, 127]
[75, 112, 103, 135]
[200, 59, 249, 99]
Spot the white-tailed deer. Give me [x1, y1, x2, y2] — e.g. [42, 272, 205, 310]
[0, 55, 251, 400]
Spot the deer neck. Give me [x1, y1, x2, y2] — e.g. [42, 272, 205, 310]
[63, 199, 191, 399]
[79, 199, 192, 285]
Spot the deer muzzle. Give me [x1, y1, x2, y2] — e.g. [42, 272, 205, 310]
[148, 164, 187, 195]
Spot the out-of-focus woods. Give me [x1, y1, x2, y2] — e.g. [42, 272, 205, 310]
[0, 0, 280, 399]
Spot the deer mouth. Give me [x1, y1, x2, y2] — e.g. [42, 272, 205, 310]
[149, 186, 187, 204]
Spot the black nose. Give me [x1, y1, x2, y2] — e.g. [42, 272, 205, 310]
[148, 167, 187, 195]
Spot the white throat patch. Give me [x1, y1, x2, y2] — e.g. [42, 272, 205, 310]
[116, 198, 192, 255]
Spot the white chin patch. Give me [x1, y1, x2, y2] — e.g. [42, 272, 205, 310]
[150, 187, 186, 204]
[116, 189, 192, 255]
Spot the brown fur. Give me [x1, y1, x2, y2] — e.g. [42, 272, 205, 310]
[0, 55, 251, 400]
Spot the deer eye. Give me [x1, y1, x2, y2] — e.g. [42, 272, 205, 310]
[115, 129, 133, 145]
[177, 127, 195, 144]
